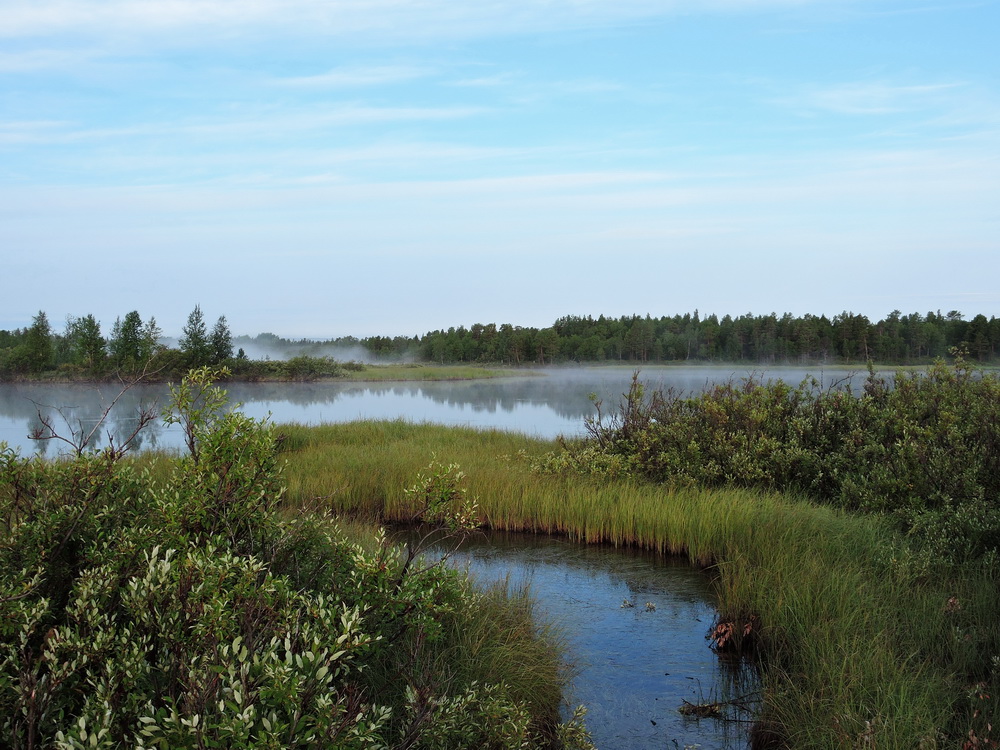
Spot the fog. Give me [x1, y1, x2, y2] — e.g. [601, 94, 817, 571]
[232, 341, 412, 365]
[0, 365, 886, 457]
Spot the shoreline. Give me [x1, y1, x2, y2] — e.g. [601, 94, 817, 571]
[3, 358, 991, 387]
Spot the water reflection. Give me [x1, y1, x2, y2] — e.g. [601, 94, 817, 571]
[1, 383, 168, 456]
[410, 530, 755, 749]
[0, 366, 876, 456]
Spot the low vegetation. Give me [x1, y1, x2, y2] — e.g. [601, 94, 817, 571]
[0, 369, 589, 749]
[274, 355, 1000, 747]
[5, 356, 999, 747]
[336, 364, 524, 382]
[576, 353, 1000, 563]
[224, 359, 518, 383]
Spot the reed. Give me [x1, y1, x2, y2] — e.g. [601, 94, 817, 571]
[276, 420, 1000, 748]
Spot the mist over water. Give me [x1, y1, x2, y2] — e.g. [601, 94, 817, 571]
[0, 366, 877, 456]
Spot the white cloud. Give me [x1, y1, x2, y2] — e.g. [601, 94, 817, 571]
[796, 81, 963, 115]
[0, 0, 880, 42]
[0, 48, 99, 72]
[0, 104, 488, 146]
[273, 65, 434, 88]
[0, 120, 75, 145]
[449, 73, 517, 88]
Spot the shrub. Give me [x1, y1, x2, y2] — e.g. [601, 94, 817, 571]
[0, 368, 587, 748]
[283, 355, 343, 381]
[565, 357, 1000, 560]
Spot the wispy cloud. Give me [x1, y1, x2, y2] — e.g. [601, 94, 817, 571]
[450, 73, 518, 88]
[0, 119, 75, 145]
[0, 104, 488, 146]
[0, 48, 99, 72]
[796, 81, 963, 115]
[273, 65, 434, 88]
[0, 0, 883, 42]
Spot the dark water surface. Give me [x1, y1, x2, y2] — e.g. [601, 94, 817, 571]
[0, 365, 873, 455]
[421, 531, 755, 749]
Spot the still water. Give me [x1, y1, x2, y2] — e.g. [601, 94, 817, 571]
[0, 365, 870, 456]
[411, 530, 755, 750]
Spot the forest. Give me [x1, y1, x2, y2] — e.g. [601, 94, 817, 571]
[2, 306, 1000, 380]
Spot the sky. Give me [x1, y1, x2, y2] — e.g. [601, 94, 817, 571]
[3, 0, 999, 338]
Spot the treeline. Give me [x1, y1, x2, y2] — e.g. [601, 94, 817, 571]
[4, 308, 1000, 380]
[414, 310, 1000, 365]
[230, 310, 1000, 365]
[0, 306, 238, 379]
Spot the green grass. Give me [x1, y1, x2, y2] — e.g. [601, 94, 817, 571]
[274, 420, 1000, 749]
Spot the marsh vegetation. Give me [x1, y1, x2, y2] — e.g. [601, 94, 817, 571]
[274, 355, 1000, 747]
[2, 355, 999, 748]
[0, 370, 590, 748]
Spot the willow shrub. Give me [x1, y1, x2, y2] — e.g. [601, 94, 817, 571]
[0, 368, 586, 750]
[579, 354, 1000, 561]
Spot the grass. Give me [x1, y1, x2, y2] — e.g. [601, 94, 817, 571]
[274, 420, 1000, 749]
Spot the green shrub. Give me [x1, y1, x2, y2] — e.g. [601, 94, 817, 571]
[0, 368, 586, 749]
[283, 355, 343, 381]
[569, 357, 1000, 560]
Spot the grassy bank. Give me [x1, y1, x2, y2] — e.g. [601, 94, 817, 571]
[278, 420, 1000, 748]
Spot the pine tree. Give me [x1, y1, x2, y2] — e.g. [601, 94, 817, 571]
[109, 311, 144, 370]
[69, 314, 106, 372]
[141, 316, 163, 361]
[210, 315, 233, 364]
[23, 311, 53, 374]
[180, 305, 212, 366]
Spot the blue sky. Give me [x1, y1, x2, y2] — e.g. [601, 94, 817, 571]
[3, 0, 999, 337]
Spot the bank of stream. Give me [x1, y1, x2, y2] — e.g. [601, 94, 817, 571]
[401, 529, 757, 749]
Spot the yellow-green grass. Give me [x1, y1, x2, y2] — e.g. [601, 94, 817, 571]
[275, 420, 1000, 748]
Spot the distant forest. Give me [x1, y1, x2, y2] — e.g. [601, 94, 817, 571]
[2, 307, 999, 379]
[248, 310, 1000, 366]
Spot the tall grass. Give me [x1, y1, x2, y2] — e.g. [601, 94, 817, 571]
[277, 420, 1000, 748]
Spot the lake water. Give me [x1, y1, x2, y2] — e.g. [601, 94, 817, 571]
[409, 530, 756, 750]
[0, 365, 873, 456]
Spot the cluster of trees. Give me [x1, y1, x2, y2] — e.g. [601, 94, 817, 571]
[4, 308, 1000, 379]
[0, 306, 234, 378]
[226, 310, 1000, 367]
[412, 310, 1000, 365]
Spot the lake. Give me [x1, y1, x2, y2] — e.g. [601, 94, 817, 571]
[0, 365, 873, 456]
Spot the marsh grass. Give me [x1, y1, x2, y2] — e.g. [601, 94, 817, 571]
[424, 578, 565, 726]
[275, 420, 1000, 748]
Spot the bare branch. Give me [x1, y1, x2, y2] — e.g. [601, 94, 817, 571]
[27, 367, 161, 458]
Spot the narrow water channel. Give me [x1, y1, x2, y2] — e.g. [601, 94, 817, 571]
[417, 530, 756, 749]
